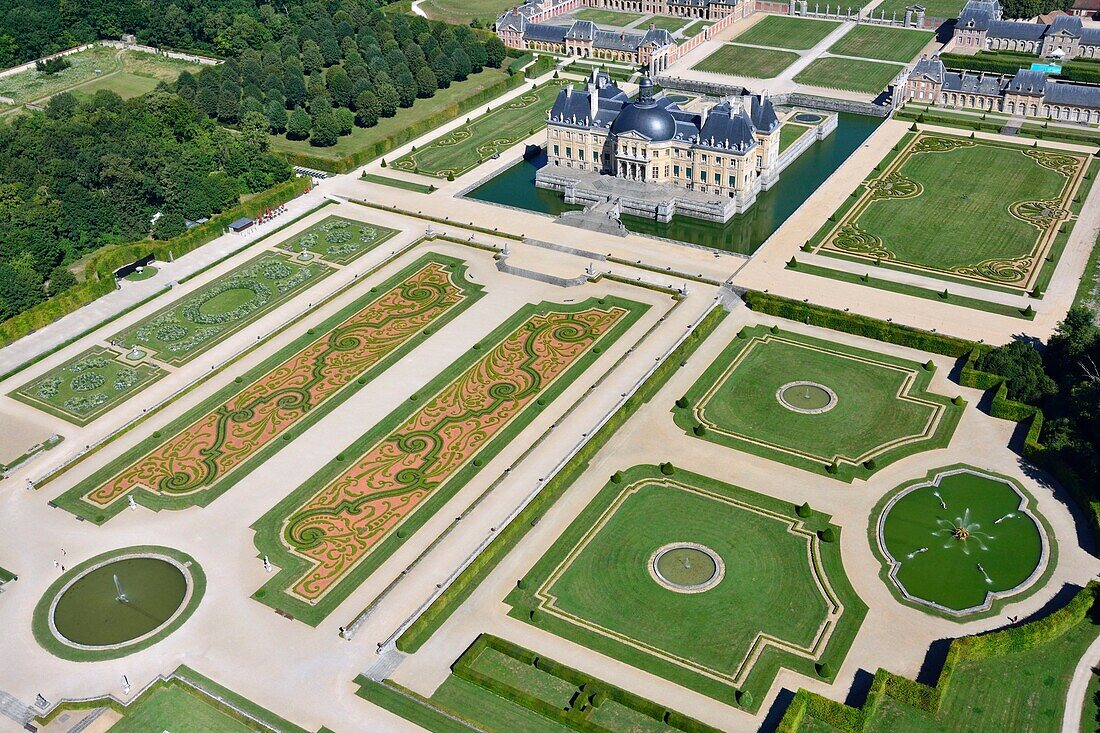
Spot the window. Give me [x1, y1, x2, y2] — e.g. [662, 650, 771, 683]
[578, 149, 585, 161]
[686, 167, 692, 178]
[565, 147, 572, 158]
[699, 170, 706, 181]
[674, 165, 680, 176]
[713, 172, 720, 183]
[728, 175, 735, 187]
[553, 145, 559, 155]
[652, 166, 659, 178]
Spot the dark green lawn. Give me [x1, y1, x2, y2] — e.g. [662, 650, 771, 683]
[827, 25, 934, 63]
[873, 0, 966, 19]
[794, 57, 903, 94]
[693, 43, 800, 78]
[733, 16, 840, 50]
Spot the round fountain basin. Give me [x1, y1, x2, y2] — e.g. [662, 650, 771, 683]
[877, 469, 1047, 615]
[776, 381, 837, 414]
[649, 543, 724, 593]
[52, 557, 188, 647]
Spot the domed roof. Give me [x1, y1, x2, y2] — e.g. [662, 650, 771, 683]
[610, 78, 675, 142]
[610, 103, 677, 141]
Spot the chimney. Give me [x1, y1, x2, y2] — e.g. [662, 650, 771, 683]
[742, 93, 753, 118]
[589, 85, 598, 121]
[700, 103, 709, 128]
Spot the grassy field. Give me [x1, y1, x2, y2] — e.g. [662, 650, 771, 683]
[779, 122, 810, 152]
[273, 215, 398, 265]
[509, 465, 865, 707]
[1083, 669, 1100, 733]
[0, 47, 200, 104]
[818, 134, 1086, 291]
[682, 20, 712, 38]
[418, 0, 514, 24]
[646, 15, 691, 33]
[874, 0, 966, 18]
[675, 325, 961, 481]
[574, 8, 644, 25]
[361, 173, 437, 193]
[10, 346, 166, 426]
[268, 67, 510, 162]
[111, 252, 333, 366]
[732, 16, 840, 50]
[110, 685, 255, 733]
[693, 43, 800, 78]
[827, 24, 934, 63]
[393, 80, 570, 178]
[794, 57, 903, 94]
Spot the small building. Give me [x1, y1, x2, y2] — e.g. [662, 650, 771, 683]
[228, 217, 255, 233]
[952, 0, 1100, 58]
[1069, 0, 1099, 19]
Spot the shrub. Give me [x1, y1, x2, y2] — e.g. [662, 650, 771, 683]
[675, 396, 689, 409]
[924, 359, 935, 371]
[816, 661, 834, 677]
[796, 501, 813, 518]
[820, 527, 838, 543]
[825, 460, 839, 474]
[660, 462, 675, 475]
[737, 690, 754, 708]
[610, 471, 623, 483]
[863, 458, 877, 470]
[693, 424, 706, 436]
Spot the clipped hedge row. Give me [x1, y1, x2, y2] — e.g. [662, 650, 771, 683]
[742, 291, 976, 357]
[454, 635, 723, 733]
[508, 52, 534, 75]
[396, 306, 728, 652]
[778, 582, 1099, 731]
[278, 72, 527, 173]
[939, 52, 1100, 84]
[525, 55, 557, 79]
[0, 175, 312, 348]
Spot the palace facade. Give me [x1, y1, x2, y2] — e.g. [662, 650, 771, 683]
[903, 56, 1100, 123]
[535, 72, 788, 221]
[952, 0, 1100, 58]
[496, 0, 748, 70]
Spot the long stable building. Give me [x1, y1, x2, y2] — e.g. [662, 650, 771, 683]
[952, 0, 1100, 58]
[535, 73, 807, 222]
[496, 0, 748, 70]
[904, 56, 1100, 123]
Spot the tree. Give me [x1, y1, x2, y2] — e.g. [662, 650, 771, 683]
[376, 82, 399, 117]
[326, 67, 355, 109]
[217, 81, 241, 123]
[283, 67, 307, 108]
[415, 66, 438, 99]
[334, 107, 355, 135]
[266, 100, 288, 132]
[301, 39, 325, 75]
[485, 37, 506, 68]
[153, 212, 187, 240]
[46, 265, 76, 297]
[310, 109, 338, 147]
[451, 48, 471, 81]
[1046, 306, 1099, 382]
[430, 54, 454, 89]
[355, 90, 380, 127]
[319, 36, 342, 66]
[286, 108, 312, 139]
[977, 339, 1058, 404]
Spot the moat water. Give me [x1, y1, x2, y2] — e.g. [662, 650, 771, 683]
[466, 112, 883, 255]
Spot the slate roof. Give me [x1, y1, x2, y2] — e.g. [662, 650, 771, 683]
[943, 70, 1004, 95]
[958, 0, 1001, 30]
[525, 22, 569, 42]
[911, 57, 946, 83]
[985, 20, 1046, 40]
[1044, 80, 1100, 108]
[1048, 14, 1084, 35]
[1005, 68, 1050, 94]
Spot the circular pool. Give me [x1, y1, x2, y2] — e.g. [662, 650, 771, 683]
[649, 543, 724, 593]
[777, 381, 837, 414]
[794, 112, 824, 124]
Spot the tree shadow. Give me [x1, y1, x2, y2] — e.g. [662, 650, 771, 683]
[844, 668, 876, 708]
[757, 688, 794, 733]
[1018, 458, 1096, 556]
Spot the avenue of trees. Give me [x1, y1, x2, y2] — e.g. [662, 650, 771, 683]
[171, 9, 507, 147]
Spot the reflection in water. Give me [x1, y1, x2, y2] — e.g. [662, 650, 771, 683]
[466, 112, 883, 255]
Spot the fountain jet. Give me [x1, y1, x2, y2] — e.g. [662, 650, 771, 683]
[113, 573, 128, 604]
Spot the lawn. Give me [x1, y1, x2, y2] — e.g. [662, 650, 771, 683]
[268, 67, 511, 162]
[56, 256, 482, 525]
[393, 80, 571, 178]
[109, 685, 254, 733]
[361, 173, 437, 193]
[692, 44, 800, 79]
[818, 133, 1088, 291]
[418, 0, 515, 24]
[732, 16, 841, 50]
[779, 122, 810, 152]
[646, 15, 691, 33]
[250, 296, 646, 625]
[1083, 669, 1100, 733]
[273, 215, 399, 264]
[682, 21, 712, 39]
[10, 346, 166, 426]
[674, 325, 961, 481]
[0, 47, 200, 104]
[111, 252, 333, 366]
[873, 0, 967, 18]
[794, 57, 903, 94]
[509, 465, 866, 707]
[573, 8, 644, 25]
[827, 24, 934, 63]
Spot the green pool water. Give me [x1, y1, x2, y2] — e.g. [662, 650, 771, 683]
[655, 547, 718, 588]
[465, 112, 882, 254]
[780, 383, 834, 410]
[879, 471, 1044, 613]
[53, 557, 187, 646]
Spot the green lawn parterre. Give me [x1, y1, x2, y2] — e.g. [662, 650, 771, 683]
[645, 15, 691, 33]
[573, 8, 644, 25]
[732, 16, 841, 50]
[393, 80, 572, 179]
[110, 252, 332, 366]
[674, 325, 962, 482]
[794, 57, 903, 94]
[814, 132, 1090, 292]
[508, 465, 867, 709]
[11, 346, 167, 426]
[827, 24, 933, 63]
[361, 173, 437, 194]
[692, 43, 800, 79]
[780, 122, 811, 152]
[274, 215, 399, 265]
[873, 0, 966, 19]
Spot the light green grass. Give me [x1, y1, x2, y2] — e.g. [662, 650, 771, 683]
[111, 252, 333, 366]
[268, 68, 510, 162]
[794, 57, 903, 94]
[509, 465, 865, 708]
[693, 44, 800, 79]
[827, 24, 934, 63]
[0, 46, 120, 103]
[273, 215, 399, 265]
[682, 21, 712, 39]
[418, 0, 515, 24]
[71, 71, 160, 100]
[393, 80, 570, 178]
[787, 260, 1037, 319]
[109, 686, 254, 733]
[675, 325, 961, 482]
[874, 0, 966, 19]
[779, 122, 811, 152]
[816, 134, 1086, 292]
[733, 16, 841, 50]
[646, 15, 691, 33]
[1082, 669, 1100, 733]
[10, 346, 167, 426]
[361, 173, 437, 193]
[574, 8, 644, 25]
[0, 565, 15, 583]
[124, 265, 158, 281]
